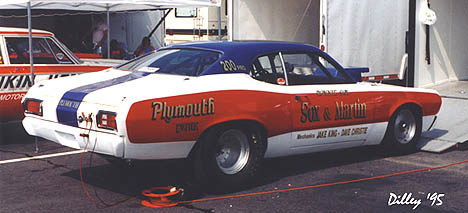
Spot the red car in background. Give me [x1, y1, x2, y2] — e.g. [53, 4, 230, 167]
[0, 27, 110, 121]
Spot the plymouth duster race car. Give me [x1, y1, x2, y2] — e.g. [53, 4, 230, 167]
[0, 27, 109, 121]
[22, 41, 441, 185]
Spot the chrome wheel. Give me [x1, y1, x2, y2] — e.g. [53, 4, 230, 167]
[215, 129, 250, 175]
[393, 109, 416, 144]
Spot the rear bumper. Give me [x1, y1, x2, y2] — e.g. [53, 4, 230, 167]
[22, 116, 124, 158]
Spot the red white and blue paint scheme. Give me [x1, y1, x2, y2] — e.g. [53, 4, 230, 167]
[0, 27, 110, 122]
[22, 41, 441, 184]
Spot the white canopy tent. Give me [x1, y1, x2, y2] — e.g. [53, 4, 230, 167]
[0, 0, 221, 152]
[0, 0, 220, 10]
[0, 0, 222, 87]
[0, 0, 221, 58]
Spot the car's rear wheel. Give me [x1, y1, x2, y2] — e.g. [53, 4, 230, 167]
[215, 129, 251, 175]
[383, 106, 422, 153]
[194, 124, 266, 188]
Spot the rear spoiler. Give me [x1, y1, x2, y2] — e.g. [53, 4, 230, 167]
[344, 67, 370, 82]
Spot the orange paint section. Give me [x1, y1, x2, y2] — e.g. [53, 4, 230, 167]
[126, 91, 292, 144]
[0, 65, 108, 75]
[0, 92, 25, 121]
[74, 53, 103, 59]
[0, 31, 53, 36]
[125, 90, 441, 144]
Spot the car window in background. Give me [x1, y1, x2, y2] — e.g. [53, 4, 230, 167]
[5, 37, 71, 64]
[118, 49, 221, 76]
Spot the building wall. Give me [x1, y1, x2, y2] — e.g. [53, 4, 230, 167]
[232, 0, 320, 45]
[415, 0, 468, 87]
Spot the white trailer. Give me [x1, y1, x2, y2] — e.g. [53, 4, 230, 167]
[164, 3, 228, 44]
[229, 0, 409, 80]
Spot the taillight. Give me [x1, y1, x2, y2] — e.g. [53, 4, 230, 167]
[23, 99, 43, 116]
[97, 111, 117, 130]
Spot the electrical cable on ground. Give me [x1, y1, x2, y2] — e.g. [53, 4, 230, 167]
[79, 114, 135, 208]
[77, 113, 468, 208]
[177, 159, 468, 205]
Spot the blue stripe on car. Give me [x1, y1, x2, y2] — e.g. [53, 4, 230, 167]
[56, 72, 150, 127]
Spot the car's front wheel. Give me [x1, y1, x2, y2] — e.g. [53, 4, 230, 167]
[383, 106, 422, 153]
[194, 124, 266, 188]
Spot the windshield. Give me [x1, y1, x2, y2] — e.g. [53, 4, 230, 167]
[117, 49, 221, 76]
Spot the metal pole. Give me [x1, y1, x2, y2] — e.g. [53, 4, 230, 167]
[27, 2, 34, 83]
[27, 2, 39, 153]
[148, 8, 173, 38]
[217, 6, 222, 40]
[106, 7, 110, 59]
[407, 0, 416, 88]
[227, 0, 233, 41]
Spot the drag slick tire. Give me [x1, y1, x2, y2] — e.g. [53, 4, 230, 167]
[383, 106, 422, 153]
[193, 124, 266, 188]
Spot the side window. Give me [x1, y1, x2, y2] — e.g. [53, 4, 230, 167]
[5, 37, 71, 64]
[6, 38, 27, 64]
[282, 52, 351, 85]
[318, 55, 351, 82]
[250, 53, 286, 85]
[257, 56, 272, 74]
[282, 53, 333, 85]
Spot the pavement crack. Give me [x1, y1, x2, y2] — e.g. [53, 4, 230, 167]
[31, 158, 74, 171]
[0, 149, 34, 157]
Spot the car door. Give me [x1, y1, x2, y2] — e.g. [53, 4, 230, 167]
[281, 51, 375, 153]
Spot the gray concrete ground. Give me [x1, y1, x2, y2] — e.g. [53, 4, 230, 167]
[419, 81, 468, 152]
[428, 80, 468, 100]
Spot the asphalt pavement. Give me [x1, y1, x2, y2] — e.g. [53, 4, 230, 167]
[1, 125, 467, 212]
[1, 81, 467, 212]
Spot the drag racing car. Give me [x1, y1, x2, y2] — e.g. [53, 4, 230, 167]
[0, 27, 110, 121]
[22, 41, 441, 185]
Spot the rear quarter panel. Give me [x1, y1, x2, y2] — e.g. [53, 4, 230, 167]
[125, 90, 292, 144]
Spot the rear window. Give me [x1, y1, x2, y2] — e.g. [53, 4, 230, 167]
[117, 49, 221, 76]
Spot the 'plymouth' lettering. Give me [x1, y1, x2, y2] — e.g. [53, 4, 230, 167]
[152, 98, 215, 123]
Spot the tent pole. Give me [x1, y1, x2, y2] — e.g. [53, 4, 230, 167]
[28, 1, 39, 153]
[148, 8, 172, 38]
[27, 2, 34, 83]
[227, 0, 233, 41]
[106, 7, 110, 59]
[217, 6, 221, 40]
